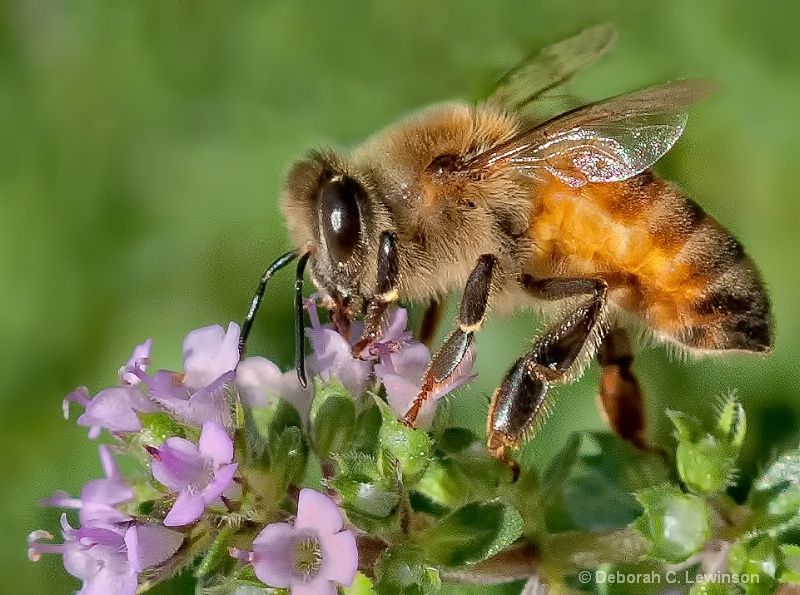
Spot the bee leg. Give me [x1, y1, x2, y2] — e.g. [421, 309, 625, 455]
[403, 255, 496, 426]
[487, 277, 608, 465]
[328, 293, 353, 341]
[351, 231, 400, 358]
[418, 297, 448, 347]
[597, 327, 647, 449]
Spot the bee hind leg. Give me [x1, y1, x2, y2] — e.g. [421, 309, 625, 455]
[403, 255, 496, 426]
[487, 277, 608, 468]
[597, 327, 648, 449]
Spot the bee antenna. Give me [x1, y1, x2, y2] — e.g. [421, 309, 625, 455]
[294, 251, 312, 388]
[239, 250, 299, 359]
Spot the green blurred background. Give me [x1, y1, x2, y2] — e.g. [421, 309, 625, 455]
[2, 1, 799, 593]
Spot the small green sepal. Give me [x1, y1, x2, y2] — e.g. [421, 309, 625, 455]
[632, 485, 711, 564]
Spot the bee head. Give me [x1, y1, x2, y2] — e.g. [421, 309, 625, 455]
[281, 151, 384, 301]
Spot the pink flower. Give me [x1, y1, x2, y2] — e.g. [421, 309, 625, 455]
[28, 515, 183, 595]
[238, 301, 476, 428]
[147, 421, 238, 526]
[40, 445, 134, 525]
[230, 488, 358, 595]
[129, 323, 240, 429]
[64, 340, 159, 439]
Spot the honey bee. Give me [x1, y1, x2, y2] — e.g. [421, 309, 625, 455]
[240, 24, 772, 469]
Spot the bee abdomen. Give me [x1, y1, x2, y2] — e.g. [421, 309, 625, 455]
[658, 197, 772, 354]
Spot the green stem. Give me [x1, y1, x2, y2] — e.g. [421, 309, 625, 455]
[546, 528, 649, 573]
[439, 543, 541, 584]
[196, 525, 237, 578]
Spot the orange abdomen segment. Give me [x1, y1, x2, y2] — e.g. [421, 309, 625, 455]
[527, 172, 772, 353]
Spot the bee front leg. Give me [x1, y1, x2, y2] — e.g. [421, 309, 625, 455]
[487, 277, 608, 466]
[351, 231, 400, 358]
[403, 254, 496, 426]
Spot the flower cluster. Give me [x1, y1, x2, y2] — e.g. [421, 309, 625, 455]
[34, 296, 794, 595]
[29, 302, 475, 594]
[238, 296, 474, 427]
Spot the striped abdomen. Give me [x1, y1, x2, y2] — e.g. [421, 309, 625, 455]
[527, 172, 772, 354]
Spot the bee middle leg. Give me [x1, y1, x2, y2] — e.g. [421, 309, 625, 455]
[402, 254, 496, 426]
[487, 277, 608, 466]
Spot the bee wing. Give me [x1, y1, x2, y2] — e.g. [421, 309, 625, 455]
[470, 79, 718, 188]
[487, 24, 617, 114]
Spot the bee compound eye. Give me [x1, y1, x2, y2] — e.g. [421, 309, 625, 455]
[318, 176, 364, 265]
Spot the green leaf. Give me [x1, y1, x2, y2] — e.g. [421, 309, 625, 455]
[331, 451, 400, 520]
[376, 397, 432, 486]
[435, 427, 479, 454]
[541, 432, 581, 500]
[668, 405, 741, 495]
[688, 582, 729, 595]
[342, 571, 378, 595]
[564, 469, 644, 531]
[352, 401, 382, 454]
[779, 544, 800, 584]
[748, 446, 800, 536]
[716, 393, 746, 449]
[505, 467, 546, 541]
[632, 485, 711, 564]
[374, 544, 441, 595]
[728, 535, 783, 594]
[137, 412, 187, 446]
[244, 397, 303, 467]
[312, 394, 356, 459]
[413, 459, 471, 508]
[268, 425, 308, 492]
[416, 501, 523, 567]
[549, 432, 670, 532]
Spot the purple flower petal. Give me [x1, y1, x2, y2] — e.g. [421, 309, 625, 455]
[182, 323, 240, 391]
[147, 371, 234, 429]
[40, 446, 134, 525]
[118, 339, 152, 386]
[306, 320, 372, 398]
[69, 385, 159, 439]
[376, 337, 477, 428]
[295, 489, 343, 535]
[163, 490, 206, 527]
[318, 530, 358, 587]
[198, 421, 233, 466]
[233, 489, 356, 593]
[150, 437, 205, 491]
[201, 462, 238, 504]
[80, 446, 135, 507]
[56, 517, 139, 595]
[235, 357, 283, 407]
[250, 523, 300, 588]
[278, 368, 314, 420]
[124, 524, 183, 572]
[63, 387, 90, 419]
[78, 567, 138, 595]
[379, 307, 413, 345]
